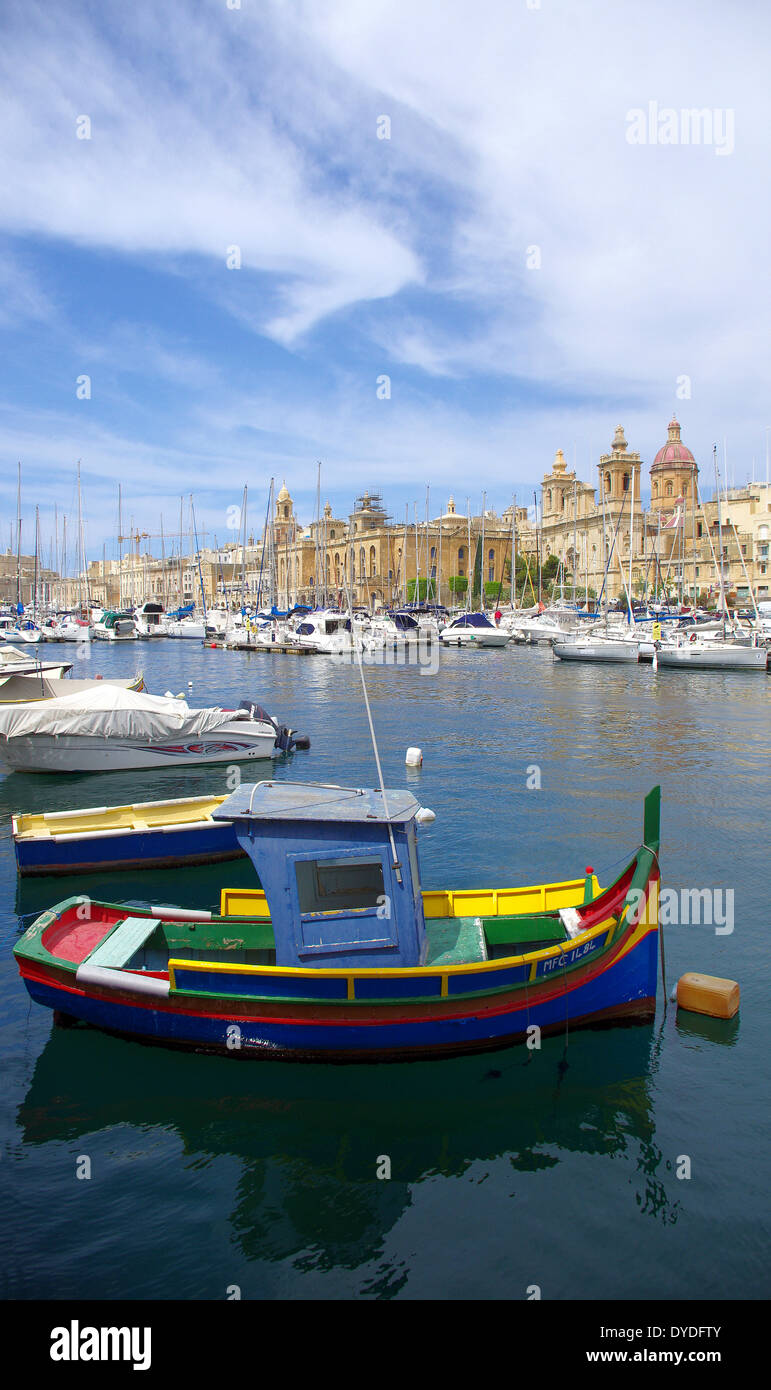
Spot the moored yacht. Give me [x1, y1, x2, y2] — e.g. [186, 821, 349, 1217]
[92, 611, 138, 641]
[439, 612, 510, 647]
[134, 602, 168, 638]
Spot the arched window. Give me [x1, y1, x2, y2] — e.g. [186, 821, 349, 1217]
[329, 529, 335, 540]
[560, 493, 565, 511]
[605, 473, 612, 494]
[653, 481, 658, 497]
[548, 490, 552, 508]
[284, 505, 289, 518]
[623, 473, 629, 492]
[666, 481, 673, 497]
[359, 547, 366, 580]
[488, 548, 495, 582]
[457, 545, 466, 578]
[369, 545, 376, 576]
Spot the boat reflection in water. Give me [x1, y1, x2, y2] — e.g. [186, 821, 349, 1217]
[17, 1020, 685, 1290]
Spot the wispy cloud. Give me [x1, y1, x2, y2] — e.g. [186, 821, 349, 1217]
[0, 0, 769, 552]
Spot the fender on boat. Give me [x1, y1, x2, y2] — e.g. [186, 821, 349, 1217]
[75, 963, 170, 998]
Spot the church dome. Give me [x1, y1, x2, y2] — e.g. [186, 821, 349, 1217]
[652, 417, 695, 469]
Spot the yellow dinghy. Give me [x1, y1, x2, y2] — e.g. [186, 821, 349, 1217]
[12, 791, 236, 876]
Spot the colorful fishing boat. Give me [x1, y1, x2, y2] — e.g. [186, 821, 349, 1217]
[12, 792, 239, 876]
[13, 781, 661, 1061]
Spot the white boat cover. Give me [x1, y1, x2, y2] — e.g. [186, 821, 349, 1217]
[0, 684, 249, 741]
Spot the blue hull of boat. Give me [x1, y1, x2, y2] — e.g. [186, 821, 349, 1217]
[14, 821, 243, 876]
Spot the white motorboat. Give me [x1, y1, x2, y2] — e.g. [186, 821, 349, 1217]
[0, 645, 72, 679]
[0, 685, 310, 773]
[134, 602, 169, 638]
[439, 613, 510, 647]
[92, 611, 138, 641]
[294, 610, 357, 653]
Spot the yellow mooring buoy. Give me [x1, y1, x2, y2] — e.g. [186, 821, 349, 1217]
[676, 972, 739, 1020]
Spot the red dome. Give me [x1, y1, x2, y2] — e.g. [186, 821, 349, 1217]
[652, 416, 696, 469]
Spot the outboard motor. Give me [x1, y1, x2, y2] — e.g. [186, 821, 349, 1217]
[238, 701, 310, 753]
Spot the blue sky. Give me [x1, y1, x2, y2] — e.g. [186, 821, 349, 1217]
[1, 0, 769, 569]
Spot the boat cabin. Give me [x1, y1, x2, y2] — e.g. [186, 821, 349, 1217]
[213, 781, 428, 968]
[446, 612, 497, 630]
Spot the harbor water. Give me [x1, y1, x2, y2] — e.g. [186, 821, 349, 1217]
[0, 639, 768, 1300]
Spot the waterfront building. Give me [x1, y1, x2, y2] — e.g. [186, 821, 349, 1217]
[42, 418, 771, 612]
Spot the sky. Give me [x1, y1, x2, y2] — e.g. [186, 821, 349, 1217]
[1, 0, 769, 570]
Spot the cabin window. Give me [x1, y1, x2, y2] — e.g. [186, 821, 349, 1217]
[295, 857, 386, 915]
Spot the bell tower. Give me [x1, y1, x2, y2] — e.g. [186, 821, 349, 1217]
[598, 426, 642, 509]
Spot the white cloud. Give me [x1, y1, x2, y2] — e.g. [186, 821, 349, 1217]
[0, 0, 769, 517]
[0, 2, 422, 344]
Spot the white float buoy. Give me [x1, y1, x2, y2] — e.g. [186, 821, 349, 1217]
[415, 806, 436, 825]
[406, 747, 423, 767]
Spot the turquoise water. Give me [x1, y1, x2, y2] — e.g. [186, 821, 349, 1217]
[1, 640, 768, 1300]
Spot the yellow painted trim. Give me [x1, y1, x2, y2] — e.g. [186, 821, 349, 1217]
[222, 876, 592, 922]
[168, 912, 622, 985]
[346, 977, 355, 1001]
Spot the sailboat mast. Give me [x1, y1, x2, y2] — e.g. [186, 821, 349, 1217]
[714, 444, 727, 632]
[33, 506, 40, 621]
[77, 463, 84, 613]
[16, 462, 22, 614]
[510, 495, 516, 608]
[480, 491, 486, 612]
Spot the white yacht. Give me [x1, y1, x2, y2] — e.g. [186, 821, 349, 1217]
[92, 611, 138, 641]
[134, 602, 168, 638]
[0, 615, 43, 644]
[0, 686, 309, 774]
[439, 613, 510, 647]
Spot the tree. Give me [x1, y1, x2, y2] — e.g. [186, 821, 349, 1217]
[406, 577, 436, 602]
[448, 575, 468, 597]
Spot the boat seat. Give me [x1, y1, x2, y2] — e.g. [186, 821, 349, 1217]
[425, 916, 489, 966]
[86, 917, 161, 969]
